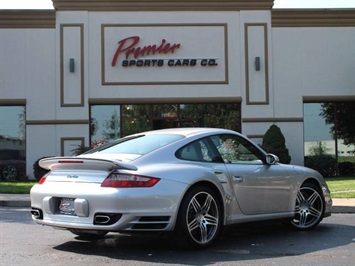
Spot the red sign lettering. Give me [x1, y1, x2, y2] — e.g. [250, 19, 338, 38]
[111, 36, 181, 66]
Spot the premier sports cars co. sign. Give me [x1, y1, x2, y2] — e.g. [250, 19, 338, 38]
[111, 36, 218, 68]
[102, 24, 228, 85]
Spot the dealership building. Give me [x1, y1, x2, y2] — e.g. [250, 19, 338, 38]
[0, 0, 354, 179]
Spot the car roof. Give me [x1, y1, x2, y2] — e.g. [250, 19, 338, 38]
[132, 127, 238, 138]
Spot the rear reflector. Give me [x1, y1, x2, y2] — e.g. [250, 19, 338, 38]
[38, 172, 50, 184]
[101, 174, 160, 188]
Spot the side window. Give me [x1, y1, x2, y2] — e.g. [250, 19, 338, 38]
[211, 134, 264, 164]
[176, 139, 219, 162]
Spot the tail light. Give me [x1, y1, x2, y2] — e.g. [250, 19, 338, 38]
[101, 173, 160, 188]
[38, 172, 50, 184]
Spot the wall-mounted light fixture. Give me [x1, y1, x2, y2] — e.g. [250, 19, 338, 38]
[69, 58, 75, 73]
[255, 57, 261, 71]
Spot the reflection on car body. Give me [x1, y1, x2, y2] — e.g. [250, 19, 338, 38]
[30, 128, 332, 249]
[0, 149, 26, 180]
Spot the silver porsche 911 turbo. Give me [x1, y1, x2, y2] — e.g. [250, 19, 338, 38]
[30, 128, 332, 248]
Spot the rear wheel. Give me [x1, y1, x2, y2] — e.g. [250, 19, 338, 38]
[175, 186, 222, 249]
[290, 183, 325, 230]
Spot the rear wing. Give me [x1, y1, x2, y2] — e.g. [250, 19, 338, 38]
[39, 157, 137, 171]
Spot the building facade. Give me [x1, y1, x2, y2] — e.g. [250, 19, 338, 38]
[0, 0, 354, 179]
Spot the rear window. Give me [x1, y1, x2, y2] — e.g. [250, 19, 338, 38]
[94, 134, 184, 155]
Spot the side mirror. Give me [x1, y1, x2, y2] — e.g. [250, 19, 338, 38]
[266, 154, 279, 165]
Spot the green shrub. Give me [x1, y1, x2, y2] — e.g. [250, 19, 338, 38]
[304, 155, 337, 177]
[338, 161, 354, 176]
[33, 157, 51, 181]
[262, 124, 291, 164]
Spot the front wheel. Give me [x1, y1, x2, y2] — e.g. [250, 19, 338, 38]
[290, 183, 325, 230]
[175, 186, 222, 249]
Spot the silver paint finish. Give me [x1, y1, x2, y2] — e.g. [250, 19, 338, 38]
[30, 128, 332, 235]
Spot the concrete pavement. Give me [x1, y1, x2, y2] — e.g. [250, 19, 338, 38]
[0, 194, 354, 213]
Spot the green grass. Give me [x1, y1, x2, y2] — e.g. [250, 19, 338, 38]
[0, 182, 37, 194]
[326, 177, 355, 198]
[0, 177, 354, 198]
[338, 156, 355, 163]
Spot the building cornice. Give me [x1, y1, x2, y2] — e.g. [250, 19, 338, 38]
[303, 96, 355, 103]
[1, 6, 354, 28]
[0, 10, 55, 28]
[26, 120, 89, 125]
[272, 9, 355, 27]
[0, 99, 26, 105]
[89, 97, 242, 104]
[52, 0, 274, 11]
[242, 117, 303, 123]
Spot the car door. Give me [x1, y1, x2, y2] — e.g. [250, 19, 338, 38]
[176, 138, 235, 204]
[210, 134, 291, 215]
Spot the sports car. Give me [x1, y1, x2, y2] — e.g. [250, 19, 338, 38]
[30, 128, 332, 248]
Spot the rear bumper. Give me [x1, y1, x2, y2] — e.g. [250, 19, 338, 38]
[30, 180, 187, 232]
[31, 208, 176, 232]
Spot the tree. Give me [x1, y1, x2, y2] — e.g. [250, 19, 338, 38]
[262, 124, 291, 164]
[18, 107, 26, 141]
[102, 109, 120, 140]
[320, 102, 355, 146]
[121, 105, 151, 136]
[181, 103, 240, 132]
[308, 141, 330, 156]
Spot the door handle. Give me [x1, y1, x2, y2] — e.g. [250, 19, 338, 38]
[233, 176, 244, 183]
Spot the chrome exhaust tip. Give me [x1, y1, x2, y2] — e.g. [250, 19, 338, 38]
[93, 213, 122, 225]
[30, 208, 43, 219]
[94, 215, 111, 224]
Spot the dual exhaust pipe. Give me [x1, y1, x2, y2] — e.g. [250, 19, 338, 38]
[94, 214, 111, 224]
[31, 208, 43, 219]
[30, 208, 120, 225]
[94, 213, 122, 225]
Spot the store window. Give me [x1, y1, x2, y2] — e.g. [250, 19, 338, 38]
[180, 103, 241, 131]
[90, 105, 120, 147]
[0, 106, 26, 180]
[122, 104, 153, 136]
[304, 102, 355, 176]
[90, 103, 241, 145]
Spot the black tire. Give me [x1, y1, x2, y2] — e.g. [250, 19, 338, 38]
[290, 182, 325, 230]
[69, 229, 108, 239]
[2, 165, 18, 181]
[175, 186, 222, 249]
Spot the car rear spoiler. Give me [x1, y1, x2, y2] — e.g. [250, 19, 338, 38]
[39, 157, 137, 171]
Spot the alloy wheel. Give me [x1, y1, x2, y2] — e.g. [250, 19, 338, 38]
[291, 184, 324, 230]
[2, 165, 18, 180]
[186, 191, 219, 244]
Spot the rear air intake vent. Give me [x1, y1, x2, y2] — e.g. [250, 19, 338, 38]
[130, 216, 171, 230]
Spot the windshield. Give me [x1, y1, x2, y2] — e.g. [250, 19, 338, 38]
[91, 134, 184, 155]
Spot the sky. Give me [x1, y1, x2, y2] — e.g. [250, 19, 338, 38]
[0, 0, 355, 9]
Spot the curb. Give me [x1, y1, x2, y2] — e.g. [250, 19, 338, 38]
[0, 200, 31, 207]
[331, 206, 355, 214]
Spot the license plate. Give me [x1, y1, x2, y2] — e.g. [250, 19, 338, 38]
[58, 198, 75, 215]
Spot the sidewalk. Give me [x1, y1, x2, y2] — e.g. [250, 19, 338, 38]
[0, 194, 354, 213]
